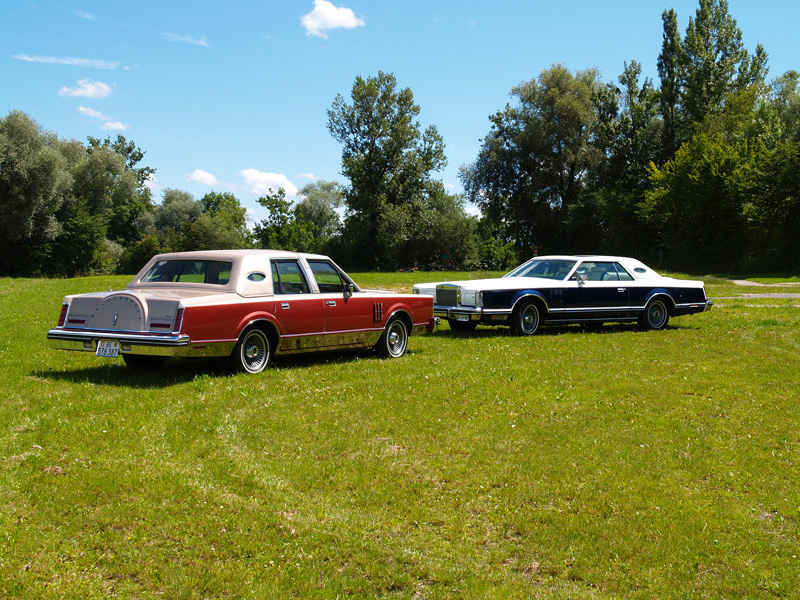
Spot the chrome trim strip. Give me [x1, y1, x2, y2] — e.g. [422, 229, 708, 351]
[547, 305, 634, 314]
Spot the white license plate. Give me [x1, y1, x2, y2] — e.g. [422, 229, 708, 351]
[96, 340, 120, 357]
[456, 314, 470, 322]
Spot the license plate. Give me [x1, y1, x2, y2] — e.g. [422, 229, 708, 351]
[456, 314, 469, 322]
[96, 340, 120, 357]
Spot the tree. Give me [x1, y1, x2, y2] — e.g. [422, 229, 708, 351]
[644, 133, 752, 270]
[0, 111, 72, 273]
[461, 65, 602, 258]
[591, 61, 663, 258]
[253, 188, 314, 252]
[771, 71, 800, 142]
[657, 8, 683, 160]
[295, 180, 343, 253]
[182, 191, 251, 250]
[327, 71, 448, 269]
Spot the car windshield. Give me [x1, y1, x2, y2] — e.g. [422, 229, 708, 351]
[504, 259, 576, 280]
[140, 260, 232, 285]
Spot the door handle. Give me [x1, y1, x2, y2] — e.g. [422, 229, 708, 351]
[617, 288, 626, 293]
[326, 300, 337, 306]
[281, 302, 290, 309]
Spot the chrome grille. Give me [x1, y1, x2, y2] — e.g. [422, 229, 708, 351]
[435, 285, 459, 307]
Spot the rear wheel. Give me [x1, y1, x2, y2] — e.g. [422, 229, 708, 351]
[375, 316, 409, 358]
[639, 298, 670, 331]
[512, 300, 541, 336]
[231, 327, 271, 373]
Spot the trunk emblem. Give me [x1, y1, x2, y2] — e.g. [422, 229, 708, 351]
[112, 314, 118, 326]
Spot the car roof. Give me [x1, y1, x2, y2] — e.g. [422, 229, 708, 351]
[149, 249, 329, 261]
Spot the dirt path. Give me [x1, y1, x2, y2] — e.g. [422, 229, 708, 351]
[718, 280, 800, 299]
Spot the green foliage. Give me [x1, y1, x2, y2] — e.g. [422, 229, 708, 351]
[150, 190, 251, 253]
[0, 112, 156, 276]
[461, 65, 603, 259]
[254, 188, 315, 251]
[296, 180, 344, 253]
[645, 133, 751, 270]
[116, 234, 163, 275]
[0, 111, 72, 274]
[328, 71, 460, 270]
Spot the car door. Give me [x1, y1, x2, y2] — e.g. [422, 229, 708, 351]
[307, 259, 376, 347]
[271, 260, 326, 349]
[562, 261, 630, 317]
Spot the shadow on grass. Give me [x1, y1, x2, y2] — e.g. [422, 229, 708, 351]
[30, 347, 400, 387]
[434, 321, 698, 340]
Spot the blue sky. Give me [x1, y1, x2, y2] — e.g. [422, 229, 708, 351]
[3, 0, 799, 223]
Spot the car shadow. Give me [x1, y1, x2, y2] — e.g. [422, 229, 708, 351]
[30, 346, 422, 387]
[435, 321, 696, 339]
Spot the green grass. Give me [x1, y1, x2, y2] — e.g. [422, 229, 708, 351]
[1, 273, 798, 598]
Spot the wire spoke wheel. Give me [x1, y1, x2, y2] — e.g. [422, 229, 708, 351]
[234, 328, 271, 373]
[376, 316, 408, 358]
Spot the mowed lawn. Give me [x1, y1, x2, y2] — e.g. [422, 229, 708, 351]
[0, 272, 798, 599]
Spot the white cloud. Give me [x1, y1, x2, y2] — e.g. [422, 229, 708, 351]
[162, 33, 209, 47]
[297, 172, 316, 180]
[78, 105, 110, 120]
[101, 121, 129, 131]
[58, 79, 113, 98]
[301, 0, 364, 39]
[78, 105, 128, 130]
[13, 54, 120, 69]
[74, 10, 96, 20]
[145, 174, 159, 194]
[240, 169, 299, 197]
[187, 169, 219, 186]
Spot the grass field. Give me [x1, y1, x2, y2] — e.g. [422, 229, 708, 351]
[0, 272, 798, 598]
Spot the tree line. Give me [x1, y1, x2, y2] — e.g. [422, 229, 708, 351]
[2, 0, 799, 276]
[462, 0, 799, 272]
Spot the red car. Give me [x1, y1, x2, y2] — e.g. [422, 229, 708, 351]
[47, 250, 438, 373]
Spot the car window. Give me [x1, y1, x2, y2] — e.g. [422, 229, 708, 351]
[506, 259, 576, 280]
[574, 261, 618, 281]
[141, 260, 232, 285]
[611, 263, 634, 281]
[308, 260, 345, 293]
[271, 260, 310, 294]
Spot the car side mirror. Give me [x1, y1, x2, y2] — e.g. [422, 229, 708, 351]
[577, 273, 588, 285]
[343, 283, 354, 299]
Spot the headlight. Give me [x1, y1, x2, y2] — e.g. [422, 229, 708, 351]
[461, 289, 481, 306]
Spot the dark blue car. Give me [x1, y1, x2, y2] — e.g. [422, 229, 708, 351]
[413, 255, 713, 335]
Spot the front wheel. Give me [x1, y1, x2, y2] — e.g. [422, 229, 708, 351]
[231, 327, 271, 373]
[512, 300, 541, 336]
[639, 298, 670, 331]
[375, 316, 409, 358]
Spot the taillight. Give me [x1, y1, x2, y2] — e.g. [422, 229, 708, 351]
[172, 307, 184, 333]
[57, 303, 70, 327]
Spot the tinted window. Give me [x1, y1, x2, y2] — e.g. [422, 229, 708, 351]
[612, 263, 634, 281]
[308, 260, 345, 293]
[141, 260, 232, 285]
[271, 260, 310, 294]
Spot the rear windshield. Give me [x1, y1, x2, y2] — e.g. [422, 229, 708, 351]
[140, 260, 232, 285]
